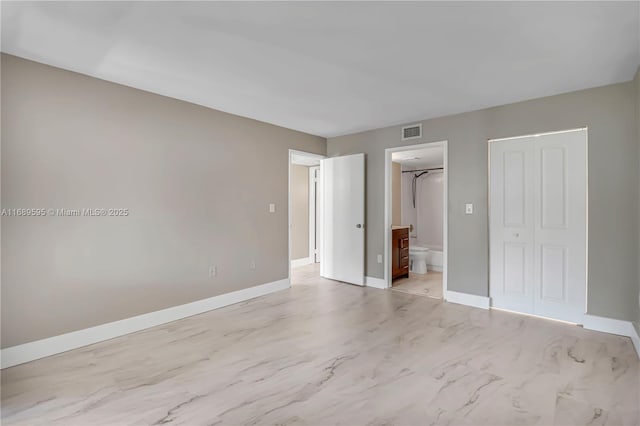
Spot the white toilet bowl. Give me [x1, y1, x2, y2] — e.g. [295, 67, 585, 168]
[409, 246, 430, 274]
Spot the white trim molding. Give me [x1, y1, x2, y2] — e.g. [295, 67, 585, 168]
[365, 276, 387, 289]
[1, 278, 290, 369]
[583, 314, 640, 358]
[634, 325, 640, 358]
[291, 257, 313, 268]
[445, 290, 490, 310]
[308, 166, 320, 265]
[630, 329, 640, 359]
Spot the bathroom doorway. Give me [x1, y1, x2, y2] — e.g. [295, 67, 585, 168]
[384, 141, 448, 299]
[289, 150, 324, 285]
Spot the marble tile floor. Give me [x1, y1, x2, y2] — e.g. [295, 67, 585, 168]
[392, 271, 443, 299]
[2, 268, 639, 425]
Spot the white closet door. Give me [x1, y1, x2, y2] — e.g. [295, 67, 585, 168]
[489, 139, 535, 314]
[532, 130, 587, 323]
[490, 129, 587, 324]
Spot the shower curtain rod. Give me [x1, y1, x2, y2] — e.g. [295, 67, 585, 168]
[401, 167, 443, 174]
[404, 167, 443, 208]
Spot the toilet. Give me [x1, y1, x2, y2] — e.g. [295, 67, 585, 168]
[409, 246, 430, 274]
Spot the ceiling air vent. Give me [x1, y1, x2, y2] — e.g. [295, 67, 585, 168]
[402, 124, 422, 141]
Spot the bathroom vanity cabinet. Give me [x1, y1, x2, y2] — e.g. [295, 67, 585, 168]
[391, 227, 410, 281]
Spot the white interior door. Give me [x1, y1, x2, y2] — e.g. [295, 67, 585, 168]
[320, 154, 365, 285]
[490, 129, 587, 324]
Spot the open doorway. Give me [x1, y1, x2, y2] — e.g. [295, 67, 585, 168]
[384, 141, 448, 299]
[289, 150, 324, 285]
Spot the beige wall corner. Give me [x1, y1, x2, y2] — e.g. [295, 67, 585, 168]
[0, 54, 326, 348]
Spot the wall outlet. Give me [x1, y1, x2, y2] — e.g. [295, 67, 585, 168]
[250, 260, 256, 270]
[377, 254, 383, 264]
[209, 266, 217, 277]
[269, 203, 276, 213]
[465, 203, 473, 214]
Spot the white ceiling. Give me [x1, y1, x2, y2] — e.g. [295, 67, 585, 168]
[2, 2, 639, 138]
[393, 146, 444, 170]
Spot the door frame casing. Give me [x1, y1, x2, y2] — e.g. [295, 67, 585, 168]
[288, 150, 326, 281]
[308, 166, 320, 263]
[487, 127, 589, 322]
[384, 140, 449, 292]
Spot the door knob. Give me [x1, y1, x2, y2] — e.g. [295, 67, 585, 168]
[356, 224, 362, 228]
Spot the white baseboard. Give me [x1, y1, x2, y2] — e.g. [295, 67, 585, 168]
[632, 329, 640, 359]
[445, 290, 490, 310]
[583, 314, 640, 358]
[1, 278, 290, 369]
[365, 276, 387, 289]
[291, 257, 312, 268]
[428, 265, 443, 273]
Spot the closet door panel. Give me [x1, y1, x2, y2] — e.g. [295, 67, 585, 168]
[489, 140, 535, 314]
[533, 130, 587, 323]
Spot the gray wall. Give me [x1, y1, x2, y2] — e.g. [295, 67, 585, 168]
[1, 54, 326, 348]
[290, 164, 309, 260]
[636, 67, 640, 335]
[328, 81, 639, 323]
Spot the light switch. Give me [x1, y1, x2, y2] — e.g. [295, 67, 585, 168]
[377, 254, 383, 264]
[465, 203, 473, 214]
[269, 203, 276, 213]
